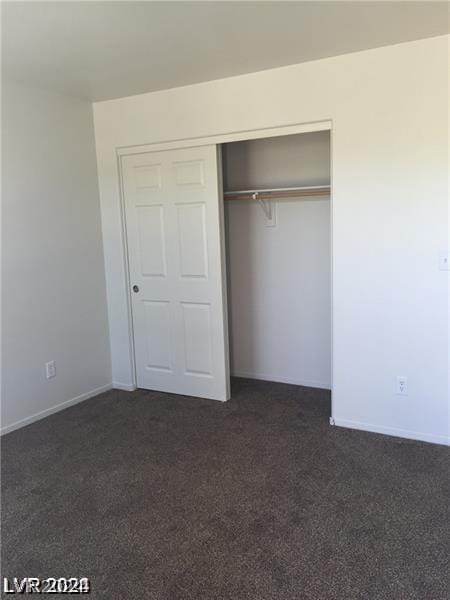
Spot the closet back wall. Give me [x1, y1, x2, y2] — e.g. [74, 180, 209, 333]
[223, 133, 331, 388]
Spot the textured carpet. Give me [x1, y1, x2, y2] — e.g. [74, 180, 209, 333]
[2, 378, 449, 599]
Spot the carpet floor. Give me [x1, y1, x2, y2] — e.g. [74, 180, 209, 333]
[2, 378, 449, 599]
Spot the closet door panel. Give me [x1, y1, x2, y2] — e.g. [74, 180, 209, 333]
[121, 146, 229, 401]
[142, 300, 173, 372]
[136, 205, 167, 277]
[176, 202, 208, 278]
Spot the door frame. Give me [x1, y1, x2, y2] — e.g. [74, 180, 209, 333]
[117, 118, 334, 418]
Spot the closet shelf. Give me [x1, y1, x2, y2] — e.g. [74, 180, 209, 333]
[224, 185, 330, 202]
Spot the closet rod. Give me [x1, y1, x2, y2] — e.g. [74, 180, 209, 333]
[224, 185, 330, 202]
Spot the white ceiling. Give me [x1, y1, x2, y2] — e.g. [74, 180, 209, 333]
[2, 1, 449, 102]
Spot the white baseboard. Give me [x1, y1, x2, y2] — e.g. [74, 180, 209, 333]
[1, 383, 112, 436]
[112, 381, 137, 391]
[231, 370, 331, 390]
[332, 417, 449, 446]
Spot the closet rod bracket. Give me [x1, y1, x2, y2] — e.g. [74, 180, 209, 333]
[253, 192, 275, 224]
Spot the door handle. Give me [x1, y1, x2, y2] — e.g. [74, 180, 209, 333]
[132, 285, 139, 293]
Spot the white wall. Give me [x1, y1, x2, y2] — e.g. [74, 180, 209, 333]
[93, 35, 449, 445]
[223, 131, 330, 190]
[223, 133, 331, 388]
[2, 79, 112, 433]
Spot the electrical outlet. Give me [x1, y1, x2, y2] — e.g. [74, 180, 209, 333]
[45, 360, 56, 379]
[396, 376, 407, 396]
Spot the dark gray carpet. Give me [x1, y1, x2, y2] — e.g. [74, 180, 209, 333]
[2, 378, 449, 599]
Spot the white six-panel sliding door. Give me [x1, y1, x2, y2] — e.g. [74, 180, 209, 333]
[121, 145, 230, 401]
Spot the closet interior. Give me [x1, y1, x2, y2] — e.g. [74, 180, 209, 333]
[221, 130, 332, 391]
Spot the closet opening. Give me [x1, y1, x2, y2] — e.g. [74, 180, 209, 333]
[221, 130, 332, 412]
